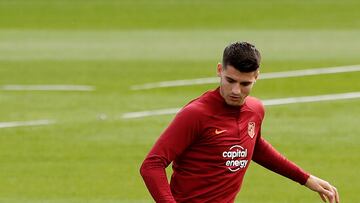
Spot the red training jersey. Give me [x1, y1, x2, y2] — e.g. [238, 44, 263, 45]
[140, 87, 309, 202]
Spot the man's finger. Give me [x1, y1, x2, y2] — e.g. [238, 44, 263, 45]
[321, 182, 336, 203]
[325, 193, 333, 203]
[322, 189, 334, 203]
[333, 186, 340, 203]
[323, 181, 339, 203]
[318, 192, 327, 202]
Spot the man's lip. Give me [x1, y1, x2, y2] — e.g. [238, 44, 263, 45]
[230, 95, 240, 98]
[229, 96, 241, 101]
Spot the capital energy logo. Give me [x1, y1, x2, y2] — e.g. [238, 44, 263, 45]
[222, 145, 248, 172]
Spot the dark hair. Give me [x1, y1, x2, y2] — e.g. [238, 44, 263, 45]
[222, 41, 261, 72]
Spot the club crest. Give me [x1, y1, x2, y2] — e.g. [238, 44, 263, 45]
[248, 122, 255, 138]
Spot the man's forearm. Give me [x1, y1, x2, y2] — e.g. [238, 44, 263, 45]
[140, 156, 176, 203]
[252, 137, 310, 185]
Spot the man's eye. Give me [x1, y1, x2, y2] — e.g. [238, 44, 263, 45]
[227, 79, 235, 83]
[240, 82, 252, 86]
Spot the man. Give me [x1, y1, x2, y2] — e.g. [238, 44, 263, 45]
[140, 42, 340, 203]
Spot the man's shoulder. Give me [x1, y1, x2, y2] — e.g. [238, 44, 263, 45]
[245, 96, 265, 119]
[181, 98, 207, 115]
[178, 91, 213, 119]
[246, 96, 263, 106]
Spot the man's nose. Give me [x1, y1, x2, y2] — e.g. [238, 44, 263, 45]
[232, 83, 241, 95]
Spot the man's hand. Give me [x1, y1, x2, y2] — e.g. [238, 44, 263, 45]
[305, 175, 339, 203]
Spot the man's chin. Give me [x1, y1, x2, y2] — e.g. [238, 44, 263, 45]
[225, 99, 243, 106]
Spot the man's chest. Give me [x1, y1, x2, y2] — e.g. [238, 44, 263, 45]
[199, 111, 261, 146]
[179, 111, 262, 172]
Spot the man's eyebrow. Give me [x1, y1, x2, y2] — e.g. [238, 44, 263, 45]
[225, 76, 253, 84]
[239, 81, 252, 86]
[225, 76, 236, 81]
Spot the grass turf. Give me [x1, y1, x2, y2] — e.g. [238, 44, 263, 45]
[0, 0, 359, 202]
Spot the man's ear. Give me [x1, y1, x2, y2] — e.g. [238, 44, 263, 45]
[217, 63, 222, 77]
[254, 70, 260, 81]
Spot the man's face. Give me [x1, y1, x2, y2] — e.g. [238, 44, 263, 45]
[217, 63, 259, 106]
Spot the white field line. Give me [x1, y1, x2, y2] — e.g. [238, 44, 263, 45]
[1, 85, 95, 91]
[122, 108, 182, 119]
[0, 119, 56, 129]
[122, 92, 360, 119]
[131, 65, 360, 90]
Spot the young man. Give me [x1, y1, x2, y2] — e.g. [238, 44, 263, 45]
[140, 42, 340, 203]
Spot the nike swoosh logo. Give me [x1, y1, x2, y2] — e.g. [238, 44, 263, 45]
[215, 129, 227, 135]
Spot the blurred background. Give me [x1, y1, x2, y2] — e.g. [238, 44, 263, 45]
[0, 0, 359, 202]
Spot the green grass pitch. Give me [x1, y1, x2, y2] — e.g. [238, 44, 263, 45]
[0, 0, 359, 202]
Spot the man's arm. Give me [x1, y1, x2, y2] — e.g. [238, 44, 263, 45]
[252, 136, 309, 184]
[140, 155, 176, 202]
[252, 137, 339, 203]
[140, 105, 201, 202]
